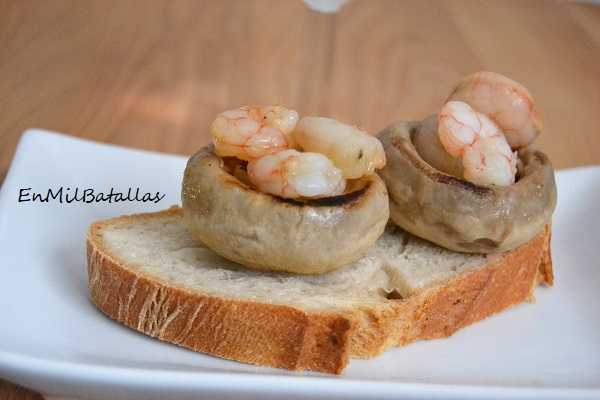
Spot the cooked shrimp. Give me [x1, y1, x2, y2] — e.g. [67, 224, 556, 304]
[413, 115, 466, 180]
[437, 101, 517, 187]
[447, 71, 541, 150]
[247, 149, 346, 199]
[293, 117, 386, 179]
[210, 105, 298, 161]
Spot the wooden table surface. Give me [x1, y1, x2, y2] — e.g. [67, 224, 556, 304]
[1, 0, 599, 398]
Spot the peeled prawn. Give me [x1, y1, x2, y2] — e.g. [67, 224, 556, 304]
[437, 101, 517, 187]
[447, 71, 541, 150]
[247, 149, 346, 199]
[293, 117, 386, 179]
[210, 105, 298, 161]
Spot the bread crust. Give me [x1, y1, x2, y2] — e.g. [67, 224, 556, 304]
[346, 223, 553, 358]
[87, 207, 553, 374]
[87, 207, 353, 374]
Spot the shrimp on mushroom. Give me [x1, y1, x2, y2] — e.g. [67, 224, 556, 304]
[210, 105, 299, 161]
[447, 71, 541, 150]
[183, 108, 390, 274]
[428, 72, 541, 187]
[437, 100, 517, 187]
[294, 117, 386, 179]
[376, 71, 556, 253]
[247, 149, 346, 199]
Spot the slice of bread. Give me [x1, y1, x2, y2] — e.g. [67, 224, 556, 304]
[87, 206, 553, 374]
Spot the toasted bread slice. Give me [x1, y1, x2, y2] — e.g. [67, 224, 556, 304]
[87, 206, 552, 374]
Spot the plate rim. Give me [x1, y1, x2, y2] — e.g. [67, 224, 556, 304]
[1, 129, 599, 400]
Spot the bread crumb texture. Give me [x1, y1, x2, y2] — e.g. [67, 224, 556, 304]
[87, 207, 552, 374]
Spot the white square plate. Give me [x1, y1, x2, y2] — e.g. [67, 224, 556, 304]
[0, 129, 599, 400]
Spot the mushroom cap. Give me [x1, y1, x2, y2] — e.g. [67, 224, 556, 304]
[181, 144, 390, 274]
[376, 118, 557, 253]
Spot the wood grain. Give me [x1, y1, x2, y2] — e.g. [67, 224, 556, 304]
[0, 380, 43, 400]
[0, 0, 599, 398]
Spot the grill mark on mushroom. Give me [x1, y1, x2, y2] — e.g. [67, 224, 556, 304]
[377, 119, 557, 253]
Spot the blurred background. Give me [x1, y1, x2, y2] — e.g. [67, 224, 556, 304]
[1, 0, 599, 187]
